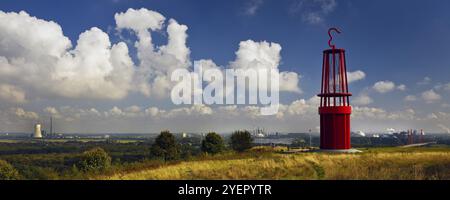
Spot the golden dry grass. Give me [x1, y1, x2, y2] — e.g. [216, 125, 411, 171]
[101, 149, 450, 180]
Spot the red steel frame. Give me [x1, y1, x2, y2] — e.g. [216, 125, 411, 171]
[318, 28, 352, 150]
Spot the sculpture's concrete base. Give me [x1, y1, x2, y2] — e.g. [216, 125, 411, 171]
[313, 149, 362, 153]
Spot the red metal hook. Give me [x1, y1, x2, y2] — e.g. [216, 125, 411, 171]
[328, 27, 341, 49]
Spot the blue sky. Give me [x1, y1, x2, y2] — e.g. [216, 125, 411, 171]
[0, 0, 449, 133]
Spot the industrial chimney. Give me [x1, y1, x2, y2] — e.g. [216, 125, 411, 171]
[420, 129, 425, 143]
[318, 28, 352, 150]
[33, 123, 43, 139]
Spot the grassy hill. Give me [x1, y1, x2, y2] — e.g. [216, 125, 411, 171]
[101, 146, 450, 180]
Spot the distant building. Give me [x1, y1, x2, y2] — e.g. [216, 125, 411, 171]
[252, 127, 267, 138]
[33, 124, 43, 139]
[386, 128, 396, 134]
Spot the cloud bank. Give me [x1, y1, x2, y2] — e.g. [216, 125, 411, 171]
[0, 9, 301, 103]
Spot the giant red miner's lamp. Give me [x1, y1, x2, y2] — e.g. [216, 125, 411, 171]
[318, 28, 352, 150]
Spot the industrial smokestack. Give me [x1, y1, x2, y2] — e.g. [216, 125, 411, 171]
[34, 123, 43, 139]
[50, 116, 53, 135]
[407, 129, 412, 145]
[420, 129, 424, 143]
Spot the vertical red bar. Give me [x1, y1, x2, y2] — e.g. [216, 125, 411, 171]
[348, 115, 351, 148]
[320, 116, 323, 148]
[325, 53, 330, 107]
[330, 115, 334, 149]
[326, 54, 331, 106]
[342, 52, 349, 105]
[339, 51, 345, 106]
[346, 115, 351, 149]
[332, 51, 336, 106]
[320, 53, 325, 107]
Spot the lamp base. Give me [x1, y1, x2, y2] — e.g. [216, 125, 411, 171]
[314, 149, 362, 153]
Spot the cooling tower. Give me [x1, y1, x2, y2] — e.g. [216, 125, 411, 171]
[34, 123, 43, 138]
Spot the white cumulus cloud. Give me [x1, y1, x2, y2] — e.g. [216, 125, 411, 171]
[290, 0, 337, 24]
[0, 10, 134, 100]
[0, 84, 26, 103]
[353, 93, 373, 106]
[347, 70, 366, 83]
[422, 89, 441, 103]
[115, 8, 191, 98]
[373, 81, 396, 93]
[12, 107, 39, 120]
[231, 40, 302, 93]
[417, 76, 431, 85]
[397, 84, 406, 91]
[404, 95, 417, 102]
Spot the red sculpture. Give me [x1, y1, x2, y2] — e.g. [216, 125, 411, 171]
[318, 28, 352, 150]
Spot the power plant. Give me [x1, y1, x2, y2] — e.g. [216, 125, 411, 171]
[405, 129, 426, 145]
[33, 123, 43, 139]
[318, 28, 353, 151]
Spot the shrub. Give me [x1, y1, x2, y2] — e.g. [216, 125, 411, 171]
[201, 132, 225, 154]
[0, 160, 20, 180]
[77, 147, 111, 172]
[20, 166, 60, 180]
[230, 130, 253, 152]
[180, 144, 194, 160]
[150, 131, 180, 161]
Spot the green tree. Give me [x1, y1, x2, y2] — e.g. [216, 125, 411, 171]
[151, 131, 180, 161]
[77, 147, 111, 172]
[0, 160, 20, 180]
[201, 132, 225, 154]
[230, 130, 253, 152]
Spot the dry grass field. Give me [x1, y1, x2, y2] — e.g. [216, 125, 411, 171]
[101, 146, 450, 180]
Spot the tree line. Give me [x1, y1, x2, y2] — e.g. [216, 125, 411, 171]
[151, 130, 253, 161]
